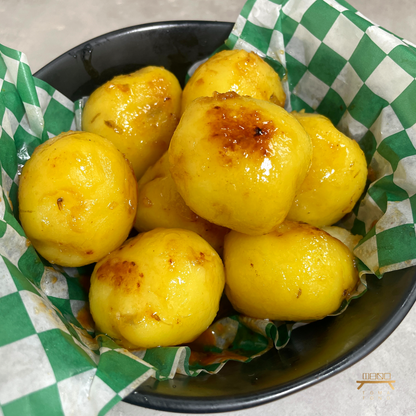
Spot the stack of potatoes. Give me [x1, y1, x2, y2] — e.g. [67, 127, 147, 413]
[18, 50, 367, 350]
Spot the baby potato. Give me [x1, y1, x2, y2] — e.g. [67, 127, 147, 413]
[224, 221, 359, 321]
[182, 49, 286, 113]
[134, 151, 229, 255]
[287, 112, 368, 227]
[18, 131, 137, 267]
[82, 66, 182, 179]
[89, 228, 225, 349]
[169, 92, 312, 235]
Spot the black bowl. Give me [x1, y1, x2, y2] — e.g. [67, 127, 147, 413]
[34, 21, 416, 414]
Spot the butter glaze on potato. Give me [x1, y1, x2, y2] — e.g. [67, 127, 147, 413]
[169, 92, 312, 235]
[82, 66, 182, 180]
[89, 228, 225, 349]
[182, 49, 286, 113]
[287, 112, 368, 227]
[18, 131, 138, 267]
[224, 221, 359, 321]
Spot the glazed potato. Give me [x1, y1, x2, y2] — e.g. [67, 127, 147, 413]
[224, 221, 359, 321]
[169, 92, 312, 235]
[134, 151, 229, 255]
[18, 131, 137, 267]
[89, 228, 225, 349]
[182, 49, 286, 112]
[287, 112, 368, 227]
[82, 66, 182, 179]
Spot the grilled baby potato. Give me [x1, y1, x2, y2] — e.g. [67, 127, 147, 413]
[82, 66, 182, 179]
[89, 228, 225, 349]
[169, 92, 312, 235]
[287, 112, 368, 227]
[18, 131, 137, 267]
[224, 221, 359, 321]
[182, 49, 286, 112]
[134, 151, 229, 255]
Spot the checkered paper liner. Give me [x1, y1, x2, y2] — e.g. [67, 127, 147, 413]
[1, 0, 416, 414]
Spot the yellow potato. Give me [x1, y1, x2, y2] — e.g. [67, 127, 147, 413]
[82, 66, 182, 179]
[134, 151, 229, 255]
[287, 112, 368, 227]
[18, 131, 137, 267]
[224, 221, 359, 321]
[169, 92, 312, 235]
[89, 228, 225, 349]
[182, 49, 286, 112]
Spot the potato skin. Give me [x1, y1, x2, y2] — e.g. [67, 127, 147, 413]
[82, 66, 182, 179]
[134, 152, 229, 255]
[224, 221, 359, 321]
[169, 92, 312, 235]
[287, 112, 368, 227]
[89, 228, 225, 349]
[182, 49, 286, 113]
[18, 131, 138, 267]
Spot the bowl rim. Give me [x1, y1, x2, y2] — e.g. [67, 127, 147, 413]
[33, 20, 416, 414]
[33, 20, 235, 82]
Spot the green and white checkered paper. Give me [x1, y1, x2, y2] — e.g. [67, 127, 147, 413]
[1, 0, 416, 415]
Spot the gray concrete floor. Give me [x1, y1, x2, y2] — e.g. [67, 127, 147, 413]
[1, 1, 415, 415]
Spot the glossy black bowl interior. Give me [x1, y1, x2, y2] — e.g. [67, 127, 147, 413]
[34, 21, 416, 414]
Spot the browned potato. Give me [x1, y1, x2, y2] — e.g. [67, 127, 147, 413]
[18, 131, 137, 267]
[182, 49, 286, 113]
[169, 92, 312, 235]
[82, 66, 182, 179]
[89, 228, 225, 349]
[287, 112, 368, 227]
[224, 221, 359, 321]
